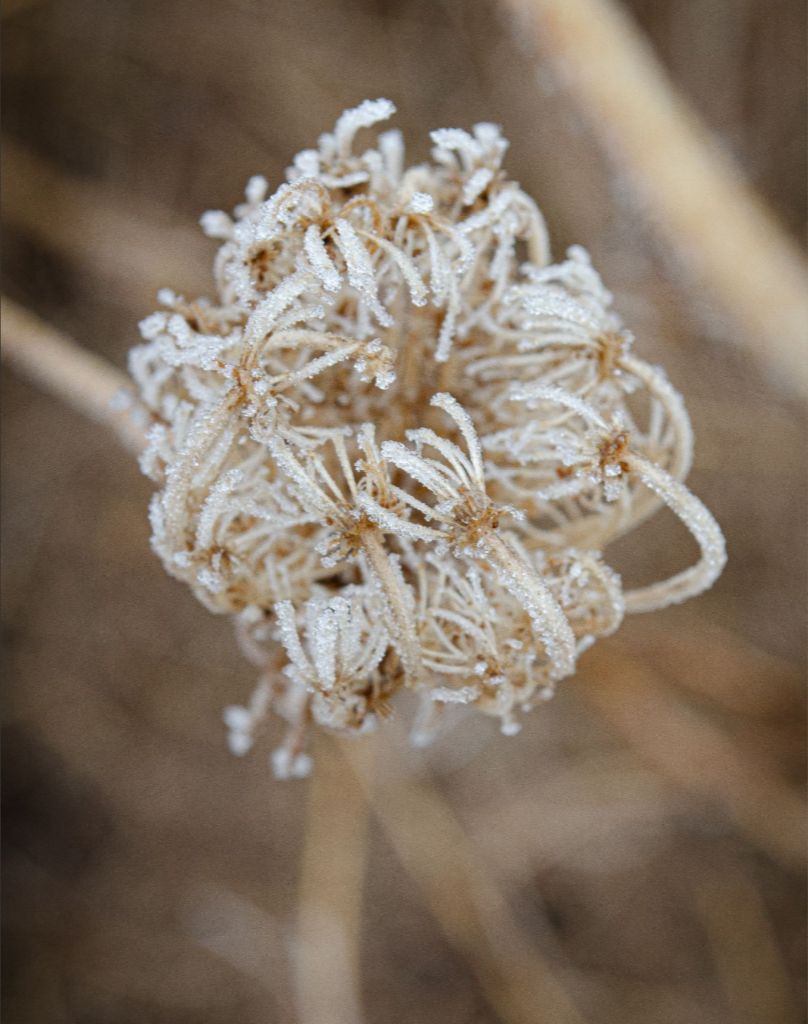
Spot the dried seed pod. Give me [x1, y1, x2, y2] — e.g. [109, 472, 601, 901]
[129, 99, 725, 776]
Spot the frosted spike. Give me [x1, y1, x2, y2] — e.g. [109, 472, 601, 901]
[200, 211, 234, 240]
[304, 224, 341, 292]
[245, 175, 269, 205]
[334, 219, 393, 328]
[334, 98, 396, 156]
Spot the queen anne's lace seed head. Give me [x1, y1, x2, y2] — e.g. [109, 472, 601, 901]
[129, 100, 725, 777]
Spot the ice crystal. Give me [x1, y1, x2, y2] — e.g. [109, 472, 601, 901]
[130, 100, 725, 777]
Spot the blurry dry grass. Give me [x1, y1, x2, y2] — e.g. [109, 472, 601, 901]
[2, 1, 805, 1023]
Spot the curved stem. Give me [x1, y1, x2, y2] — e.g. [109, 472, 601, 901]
[623, 455, 726, 613]
[620, 352, 693, 482]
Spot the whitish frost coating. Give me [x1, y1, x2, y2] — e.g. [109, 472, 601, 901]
[130, 99, 725, 777]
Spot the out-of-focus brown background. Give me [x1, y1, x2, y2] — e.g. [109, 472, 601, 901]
[2, 2, 805, 1022]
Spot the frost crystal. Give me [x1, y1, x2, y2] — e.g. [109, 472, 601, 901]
[129, 100, 725, 776]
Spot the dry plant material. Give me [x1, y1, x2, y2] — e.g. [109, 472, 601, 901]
[129, 100, 725, 776]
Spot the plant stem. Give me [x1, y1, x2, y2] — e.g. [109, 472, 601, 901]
[1, 296, 148, 453]
[582, 643, 806, 869]
[295, 735, 370, 1024]
[502, 0, 808, 398]
[342, 738, 587, 1024]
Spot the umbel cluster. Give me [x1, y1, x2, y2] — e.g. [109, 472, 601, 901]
[130, 99, 725, 777]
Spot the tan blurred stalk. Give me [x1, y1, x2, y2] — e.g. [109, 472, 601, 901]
[693, 855, 801, 1024]
[2, 140, 209, 304]
[295, 736, 371, 1024]
[582, 643, 806, 870]
[342, 739, 588, 1024]
[1, 297, 147, 453]
[502, 0, 808, 398]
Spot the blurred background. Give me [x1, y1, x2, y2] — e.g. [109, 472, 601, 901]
[2, 1, 805, 1022]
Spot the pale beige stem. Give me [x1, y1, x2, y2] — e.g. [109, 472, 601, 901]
[501, 0, 808, 398]
[295, 735, 371, 1024]
[692, 856, 802, 1024]
[3, 140, 208, 302]
[1, 296, 148, 453]
[342, 739, 587, 1024]
[582, 644, 806, 869]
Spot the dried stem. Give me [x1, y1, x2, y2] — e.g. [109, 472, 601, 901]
[1, 296, 148, 453]
[341, 739, 587, 1024]
[623, 454, 726, 613]
[295, 735, 370, 1024]
[692, 855, 802, 1024]
[501, 0, 808, 398]
[582, 643, 806, 869]
[480, 530, 575, 676]
[3, 139, 208, 302]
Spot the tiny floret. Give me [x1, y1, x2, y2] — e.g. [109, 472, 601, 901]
[129, 99, 725, 775]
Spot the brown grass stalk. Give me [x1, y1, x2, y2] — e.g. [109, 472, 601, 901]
[341, 738, 587, 1024]
[581, 643, 806, 870]
[1, 296, 147, 453]
[501, 0, 808, 398]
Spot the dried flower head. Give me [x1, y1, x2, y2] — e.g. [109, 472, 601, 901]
[129, 99, 726, 777]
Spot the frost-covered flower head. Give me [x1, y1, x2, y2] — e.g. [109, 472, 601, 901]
[130, 99, 725, 777]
